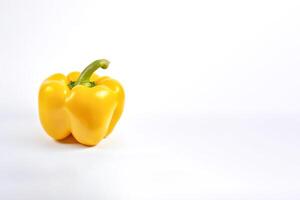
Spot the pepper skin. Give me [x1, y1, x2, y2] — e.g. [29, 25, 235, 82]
[38, 59, 125, 146]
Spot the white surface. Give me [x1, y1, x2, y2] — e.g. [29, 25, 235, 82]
[1, 114, 300, 199]
[1, 0, 300, 199]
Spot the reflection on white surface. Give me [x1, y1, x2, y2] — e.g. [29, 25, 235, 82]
[1, 113, 299, 199]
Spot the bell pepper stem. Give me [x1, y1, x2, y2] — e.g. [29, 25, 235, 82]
[77, 59, 110, 84]
[71, 59, 110, 88]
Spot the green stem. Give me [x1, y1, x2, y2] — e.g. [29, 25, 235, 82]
[69, 59, 110, 89]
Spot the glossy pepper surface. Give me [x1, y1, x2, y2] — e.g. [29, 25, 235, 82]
[38, 59, 125, 146]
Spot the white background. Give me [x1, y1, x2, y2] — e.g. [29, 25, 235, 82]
[1, 0, 300, 199]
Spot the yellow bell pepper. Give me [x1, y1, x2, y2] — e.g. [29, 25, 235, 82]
[38, 59, 125, 146]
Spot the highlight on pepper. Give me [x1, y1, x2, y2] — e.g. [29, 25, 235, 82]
[38, 59, 125, 146]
